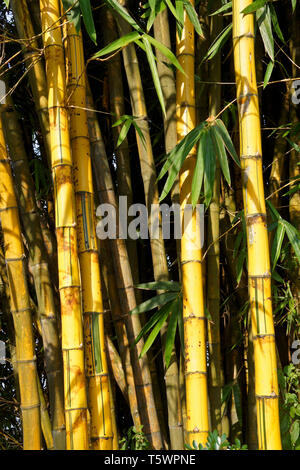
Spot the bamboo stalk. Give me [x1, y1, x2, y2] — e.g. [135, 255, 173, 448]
[86, 91, 163, 449]
[10, 0, 51, 166]
[206, 5, 223, 434]
[0, 111, 41, 450]
[176, 3, 209, 446]
[115, 1, 182, 449]
[39, 0, 89, 449]
[232, 0, 282, 449]
[64, 20, 113, 450]
[2, 94, 65, 450]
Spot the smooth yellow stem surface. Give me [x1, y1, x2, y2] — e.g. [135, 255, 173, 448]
[176, 5, 209, 446]
[232, 0, 282, 450]
[40, 0, 89, 449]
[0, 113, 41, 450]
[65, 21, 113, 450]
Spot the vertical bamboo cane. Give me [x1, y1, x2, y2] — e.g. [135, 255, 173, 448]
[0, 112, 41, 450]
[176, 3, 209, 446]
[40, 0, 89, 449]
[64, 21, 113, 450]
[232, 0, 282, 449]
[2, 94, 66, 450]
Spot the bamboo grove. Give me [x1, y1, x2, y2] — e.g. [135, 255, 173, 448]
[0, 0, 299, 451]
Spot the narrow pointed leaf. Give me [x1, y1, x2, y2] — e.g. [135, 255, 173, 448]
[142, 36, 166, 117]
[271, 221, 285, 270]
[164, 302, 179, 368]
[281, 220, 300, 264]
[164, 0, 183, 27]
[145, 33, 185, 75]
[135, 281, 181, 292]
[183, 0, 203, 37]
[93, 31, 141, 58]
[263, 60, 274, 88]
[211, 125, 231, 185]
[210, 2, 232, 16]
[202, 23, 232, 62]
[134, 306, 168, 345]
[269, 4, 285, 43]
[256, 5, 274, 62]
[116, 119, 132, 147]
[214, 119, 240, 166]
[105, 0, 143, 32]
[203, 130, 216, 206]
[191, 134, 205, 208]
[140, 304, 171, 357]
[79, 0, 97, 44]
[242, 0, 267, 15]
[130, 292, 178, 315]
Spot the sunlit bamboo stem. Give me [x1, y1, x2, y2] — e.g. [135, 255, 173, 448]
[232, 0, 282, 449]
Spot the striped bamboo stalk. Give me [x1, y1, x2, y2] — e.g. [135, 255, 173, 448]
[2, 93, 65, 449]
[39, 0, 89, 449]
[176, 2, 209, 446]
[64, 20, 113, 450]
[0, 111, 41, 450]
[232, 0, 282, 449]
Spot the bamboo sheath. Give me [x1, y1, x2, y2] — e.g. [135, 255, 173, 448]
[40, 0, 89, 449]
[64, 21, 113, 450]
[176, 5, 209, 446]
[232, 0, 282, 449]
[0, 113, 41, 450]
[10, 0, 51, 166]
[2, 95, 66, 450]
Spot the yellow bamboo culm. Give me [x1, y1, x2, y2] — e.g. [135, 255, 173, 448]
[176, 4, 209, 446]
[40, 0, 89, 449]
[232, 0, 282, 450]
[64, 21, 113, 450]
[0, 112, 41, 450]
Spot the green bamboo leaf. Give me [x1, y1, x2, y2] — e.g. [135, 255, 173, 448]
[177, 295, 184, 353]
[256, 5, 274, 62]
[147, 0, 157, 31]
[134, 305, 168, 345]
[281, 220, 300, 264]
[158, 125, 204, 201]
[62, 0, 81, 31]
[4, 0, 9, 7]
[263, 59, 274, 88]
[142, 36, 166, 117]
[211, 125, 231, 186]
[140, 304, 171, 357]
[144, 34, 185, 75]
[271, 221, 285, 270]
[135, 281, 181, 291]
[93, 31, 141, 58]
[203, 130, 216, 206]
[79, 0, 96, 44]
[266, 199, 281, 220]
[233, 231, 243, 259]
[183, 0, 203, 36]
[164, 300, 179, 368]
[210, 1, 232, 16]
[130, 292, 178, 315]
[236, 248, 246, 283]
[132, 120, 147, 149]
[242, 0, 267, 14]
[291, 421, 300, 445]
[233, 383, 243, 425]
[116, 119, 132, 148]
[191, 133, 205, 208]
[269, 4, 285, 43]
[105, 0, 143, 32]
[214, 119, 240, 166]
[202, 23, 233, 62]
[164, 0, 183, 27]
[291, 0, 297, 13]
